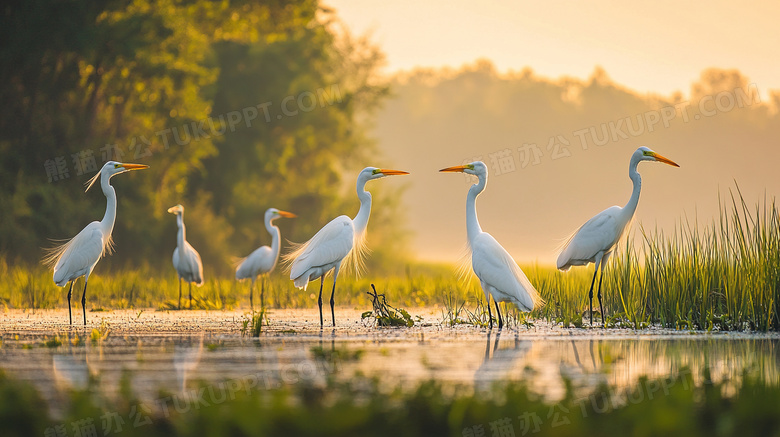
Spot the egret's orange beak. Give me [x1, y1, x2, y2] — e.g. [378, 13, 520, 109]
[439, 165, 470, 173]
[278, 210, 297, 218]
[379, 169, 409, 176]
[121, 163, 150, 171]
[653, 153, 680, 167]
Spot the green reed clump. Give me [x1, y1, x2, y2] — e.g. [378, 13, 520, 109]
[606, 188, 780, 331]
[240, 310, 265, 337]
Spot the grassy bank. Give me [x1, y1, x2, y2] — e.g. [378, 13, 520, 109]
[2, 189, 779, 331]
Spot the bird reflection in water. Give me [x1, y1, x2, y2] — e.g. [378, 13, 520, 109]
[174, 334, 204, 392]
[474, 331, 532, 391]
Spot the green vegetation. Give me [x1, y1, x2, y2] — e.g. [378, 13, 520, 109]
[2, 191, 780, 332]
[362, 283, 419, 327]
[240, 309, 265, 337]
[2, 367, 780, 437]
[603, 188, 780, 331]
[0, 0, 403, 274]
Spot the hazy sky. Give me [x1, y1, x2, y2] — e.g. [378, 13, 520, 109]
[323, 0, 779, 265]
[326, 0, 780, 98]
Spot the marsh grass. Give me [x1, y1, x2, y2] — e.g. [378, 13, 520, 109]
[240, 310, 265, 337]
[3, 188, 779, 331]
[602, 187, 780, 331]
[529, 187, 780, 332]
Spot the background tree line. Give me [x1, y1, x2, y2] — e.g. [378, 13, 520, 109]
[0, 0, 407, 275]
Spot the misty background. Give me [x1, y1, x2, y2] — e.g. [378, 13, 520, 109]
[376, 62, 779, 263]
[1, 1, 778, 274]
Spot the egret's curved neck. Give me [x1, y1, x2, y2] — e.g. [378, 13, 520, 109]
[623, 156, 642, 218]
[175, 213, 186, 249]
[352, 175, 372, 237]
[266, 217, 281, 266]
[99, 172, 117, 236]
[466, 173, 486, 244]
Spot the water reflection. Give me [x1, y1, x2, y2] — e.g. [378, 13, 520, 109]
[474, 332, 532, 391]
[173, 335, 203, 392]
[0, 331, 778, 410]
[53, 353, 90, 391]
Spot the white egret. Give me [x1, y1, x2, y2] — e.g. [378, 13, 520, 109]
[43, 161, 149, 325]
[235, 208, 296, 309]
[167, 204, 204, 309]
[286, 167, 409, 327]
[557, 146, 679, 326]
[440, 162, 543, 329]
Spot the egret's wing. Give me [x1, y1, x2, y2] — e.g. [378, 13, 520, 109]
[184, 242, 204, 285]
[194, 250, 204, 285]
[235, 246, 273, 280]
[471, 233, 543, 311]
[174, 242, 204, 285]
[556, 206, 622, 270]
[286, 215, 354, 280]
[172, 248, 179, 271]
[46, 222, 108, 286]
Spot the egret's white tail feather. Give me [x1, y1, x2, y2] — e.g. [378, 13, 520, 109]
[41, 238, 74, 268]
[42, 233, 115, 269]
[282, 239, 316, 290]
[555, 227, 580, 256]
[555, 227, 580, 271]
[231, 256, 247, 270]
[508, 261, 545, 310]
[232, 255, 250, 281]
[283, 225, 369, 284]
[281, 239, 307, 271]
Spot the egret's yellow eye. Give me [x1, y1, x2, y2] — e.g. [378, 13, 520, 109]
[372, 169, 381, 175]
[642, 151, 654, 157]
[114, 163, 122, 168]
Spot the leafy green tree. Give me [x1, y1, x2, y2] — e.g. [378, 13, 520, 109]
[0, 0, 405, 275]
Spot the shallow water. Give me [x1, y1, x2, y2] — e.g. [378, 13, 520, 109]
[1, 308, 778, 417]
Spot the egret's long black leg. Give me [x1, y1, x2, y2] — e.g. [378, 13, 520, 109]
[188, 282, 192, 309]
[597, 267, 605, 328]
[67, 280, 74, 325]
[486, 295, 494, 330]
[178, 277, 182, 310]
[587, 266, 599, 325]
[317, 277, 324, 328]
[494, 300, 503, 330]
[261, 277, 265, 310]
[329, 278, 337, 327]
[81, 280, 88, 326]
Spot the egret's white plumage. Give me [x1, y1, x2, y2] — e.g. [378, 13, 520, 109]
[285, 167, 409, 327]
[556, 146, 679, 325]
[557, 208, 623, 271]
[471, 233, 540, 311]
[440, 161, 543, 329]
[235, 208, 296, 308]
[168, 204, 204, 309]
[288, 215, 355, 290]
[43, 161, 149, 325]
